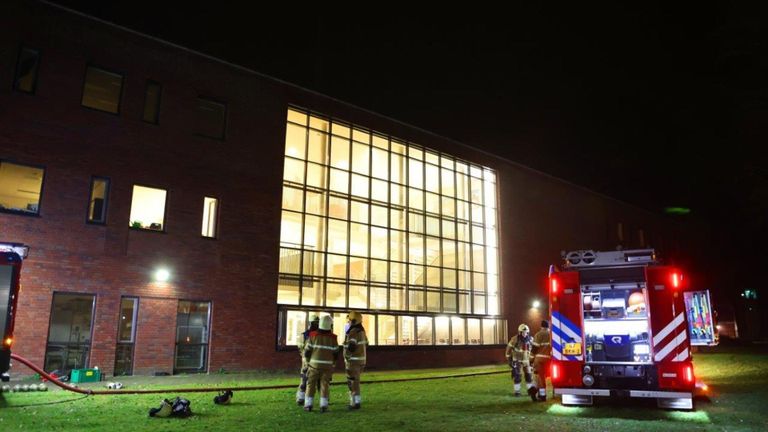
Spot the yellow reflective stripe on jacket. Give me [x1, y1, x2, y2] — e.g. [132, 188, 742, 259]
[307, 331, 338, 370]
[344, 327, 367, 364]
[307, 343, 339, 350]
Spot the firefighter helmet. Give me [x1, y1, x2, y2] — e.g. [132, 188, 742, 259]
[309, 314, 320, 323]
[347, 311, 363, 323]
[518, 323, 530, 333]
[319, 315, 333, 331]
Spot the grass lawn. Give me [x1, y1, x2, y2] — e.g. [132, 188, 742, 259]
[1, 347, 766, 431]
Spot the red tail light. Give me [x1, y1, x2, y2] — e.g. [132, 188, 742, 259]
[684, 365, 694, 383]
[550, 278, 558, 294]
[551, 362, 560, 381]
[671, 272, 681, 288]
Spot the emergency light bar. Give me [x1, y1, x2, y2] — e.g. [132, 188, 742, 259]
[563, 249, 655, 268]
[0, 243, 29, 259]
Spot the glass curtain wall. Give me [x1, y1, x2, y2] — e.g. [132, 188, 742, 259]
[278, 108, 505, 346]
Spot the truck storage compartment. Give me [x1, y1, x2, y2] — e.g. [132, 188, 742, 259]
[583, 287, 651, 364]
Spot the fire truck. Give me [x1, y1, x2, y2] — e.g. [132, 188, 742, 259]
[548, 249, 716, 410]
[1, 242, 28, 382]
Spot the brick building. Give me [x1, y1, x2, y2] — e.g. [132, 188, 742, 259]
[0, 2, 687, 376]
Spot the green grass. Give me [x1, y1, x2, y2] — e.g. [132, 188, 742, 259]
[1, 350, 767, 431]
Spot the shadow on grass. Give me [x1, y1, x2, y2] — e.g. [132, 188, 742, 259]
[0, 392, 91, 408]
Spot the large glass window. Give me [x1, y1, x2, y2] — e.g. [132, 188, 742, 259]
[81, 66, 123, 114]
[129, 185, 167, 231]
[277, 108, 503, 346]
[44, 293, 95, 372]
[0, 161, 44, 215]
[114, 297, 138, 376]
[174, 301, 211, 373]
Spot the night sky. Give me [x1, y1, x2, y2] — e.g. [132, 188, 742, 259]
[48, 2, 767, 317]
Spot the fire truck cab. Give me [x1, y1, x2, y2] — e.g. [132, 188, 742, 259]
[549, 249, 713, 410]
[1, 242, 28, 382]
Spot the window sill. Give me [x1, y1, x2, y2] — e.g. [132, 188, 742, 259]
[129, 227, 166, 234]
[0, 208, 41, 217]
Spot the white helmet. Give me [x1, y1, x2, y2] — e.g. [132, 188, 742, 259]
[319, 315, 333, 331]
[518, 323, 530, 333]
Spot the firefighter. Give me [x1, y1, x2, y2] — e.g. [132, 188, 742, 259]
[505, 323, 534, 396]
[344, 311, 368, 410]
[303, 315, 339, 412]
[531, 320, 551, 401]
[296, 314, 320, 405]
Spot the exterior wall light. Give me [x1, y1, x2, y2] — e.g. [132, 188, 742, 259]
[532, 300, 541, 309]
[155, 268, 170, 282]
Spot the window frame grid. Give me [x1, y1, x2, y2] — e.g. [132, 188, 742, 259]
[279, 108, 502, 346]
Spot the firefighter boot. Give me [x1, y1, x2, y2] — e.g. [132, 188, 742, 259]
[303, 397, 313, 412]
[537, 387, 547, 402]
[296, 390, 305, 406]
[352, 395, 361, 410]
[320, 397, 329, 413]
[513, 383, 521, 396]
[528, 385, 538, 402]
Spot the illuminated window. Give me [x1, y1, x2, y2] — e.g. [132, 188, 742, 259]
[87, 177, 109, 224]
[174, 301, 210, 373]
[277, 108, 503, 346]
[44, 294, 95, 373]
[13, 46, 40, 94]
[142, 80, 162, 124]
[195, 97, 227, 140]
[82, 66, 123, 114]
[129, 185, 167, 231]
[201, 197, 218, 238]
[114, 297, 138, 375]
[0, 161, 44, 215]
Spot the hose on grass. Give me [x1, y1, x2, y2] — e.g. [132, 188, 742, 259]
[11, 353, 508, 396]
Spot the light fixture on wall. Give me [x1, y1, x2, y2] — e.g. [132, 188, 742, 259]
[532, 300, 541, 309]
[154, 268, 170, 282]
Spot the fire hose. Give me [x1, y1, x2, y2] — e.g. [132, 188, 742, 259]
[11, 353, 507, 396]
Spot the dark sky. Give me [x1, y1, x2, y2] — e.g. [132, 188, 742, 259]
[48, 2, 767, 305]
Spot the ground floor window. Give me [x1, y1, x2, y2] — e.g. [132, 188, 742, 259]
[174, 301, 211, 373]
[44, 293, 95, 373]
[278, 307, 506, 348]
[114, 297, 138, 376]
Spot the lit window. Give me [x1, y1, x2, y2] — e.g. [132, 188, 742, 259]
[13, 46, 40, 94]
[82, 66, 123, 114]
[195, 97, 226, 140]
[0, 161, 44, 215]
[87, 177, 110, 224]
[277, 108, 504, 346]
[201, 197, 218, 238]
[142, 81, 162, 124]
[129, 185, 166, 231]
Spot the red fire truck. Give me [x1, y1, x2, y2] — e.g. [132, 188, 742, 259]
[548, 249, 715, 409]
[1, 242, 28, 382]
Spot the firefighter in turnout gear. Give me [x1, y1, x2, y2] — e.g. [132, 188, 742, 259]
[343, 311, 368, 410]
[296, 314, 320, 405]
[531, 320, 551, 401]
[303, 315, 340, 412]
[505, 323, 534, 396]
